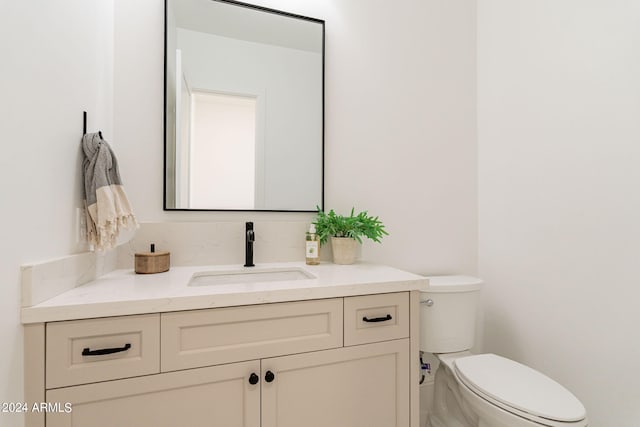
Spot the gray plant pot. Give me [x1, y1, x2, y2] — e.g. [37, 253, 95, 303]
[330, 237, 359, 265]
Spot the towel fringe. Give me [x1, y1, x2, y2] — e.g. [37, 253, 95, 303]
[88, 213, 138, 251]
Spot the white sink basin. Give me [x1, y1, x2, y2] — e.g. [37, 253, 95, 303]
[188, 267, 316, 286]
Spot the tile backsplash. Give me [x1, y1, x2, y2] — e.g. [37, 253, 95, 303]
[21, 250, 118, 307]
[116, 221, 330, 269]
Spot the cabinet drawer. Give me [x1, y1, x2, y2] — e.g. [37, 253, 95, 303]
[161, 298, 343, 371]
[344, 292, 409, 346]
[46, 314, 160, 389]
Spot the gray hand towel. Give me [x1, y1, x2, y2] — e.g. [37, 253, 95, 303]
[82, 133, 137, 250]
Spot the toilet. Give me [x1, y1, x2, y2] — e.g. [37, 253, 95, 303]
[421, 276, 588, 427]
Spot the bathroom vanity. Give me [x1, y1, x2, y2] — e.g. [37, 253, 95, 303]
[22, 262, 427, 427]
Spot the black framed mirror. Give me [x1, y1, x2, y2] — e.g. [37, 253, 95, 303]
[164, 0, 324, 211]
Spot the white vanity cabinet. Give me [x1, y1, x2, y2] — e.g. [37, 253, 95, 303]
[25, 291, 420, 427]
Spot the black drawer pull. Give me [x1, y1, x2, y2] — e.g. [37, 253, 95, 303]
[362, 314, 392, 323]
[82, 343, 131, 356]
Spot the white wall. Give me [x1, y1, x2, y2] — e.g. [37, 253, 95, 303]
[0, 1, 114, 426]
[115, 0, 478, 275]
[478, 1, 640, 425]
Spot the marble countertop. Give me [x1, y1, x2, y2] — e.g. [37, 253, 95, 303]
[21, 261, 428, 323]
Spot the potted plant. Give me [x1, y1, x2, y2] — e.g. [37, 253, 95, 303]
[313, 207, 388, 264]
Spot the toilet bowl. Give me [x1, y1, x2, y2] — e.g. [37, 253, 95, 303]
[421, 276, 588, 427]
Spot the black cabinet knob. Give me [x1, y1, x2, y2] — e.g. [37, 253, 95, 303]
[265, 370, 275, 383]
[249, 373, 259, 385]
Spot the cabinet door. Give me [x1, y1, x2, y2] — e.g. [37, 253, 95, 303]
[46, 360, 260, 427]
[262, 339, 409, 427]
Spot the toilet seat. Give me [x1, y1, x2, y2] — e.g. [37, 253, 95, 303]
[453, 354, 587, 425]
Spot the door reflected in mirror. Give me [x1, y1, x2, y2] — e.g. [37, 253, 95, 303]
[164, 0, 324, 211]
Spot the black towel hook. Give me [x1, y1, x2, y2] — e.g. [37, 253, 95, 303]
[83, 111, 103, 139]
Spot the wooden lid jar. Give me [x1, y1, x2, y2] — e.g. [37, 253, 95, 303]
[135, 244, 170, 274]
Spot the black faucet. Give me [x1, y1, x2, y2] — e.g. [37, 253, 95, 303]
[244, 222, 255, 267]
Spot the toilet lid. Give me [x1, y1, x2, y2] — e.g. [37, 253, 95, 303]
[454, 354, 586, 422]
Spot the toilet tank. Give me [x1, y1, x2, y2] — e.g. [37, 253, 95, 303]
[420, 276, 483, 353]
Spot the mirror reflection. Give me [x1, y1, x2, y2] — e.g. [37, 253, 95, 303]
[164, 0, 324, 211]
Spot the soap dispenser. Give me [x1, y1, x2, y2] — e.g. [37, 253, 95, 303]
[305, 224, 320, 265]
